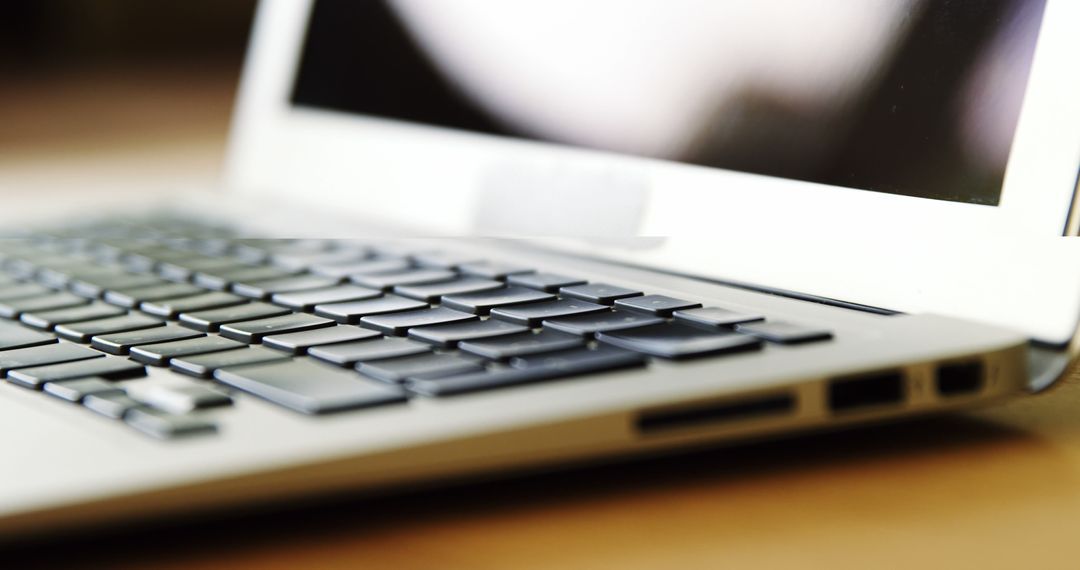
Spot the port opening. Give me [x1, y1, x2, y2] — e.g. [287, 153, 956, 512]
[936, 361, 984, 397]
[637, 394, 795, 435]
[828, 371, 904, 414]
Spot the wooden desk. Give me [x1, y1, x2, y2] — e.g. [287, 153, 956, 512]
[4, 72, 1080, 569]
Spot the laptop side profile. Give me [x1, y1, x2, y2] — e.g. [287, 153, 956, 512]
[1, 0, 1079, 539]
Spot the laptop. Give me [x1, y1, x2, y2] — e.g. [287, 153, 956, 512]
[2, 0, 1079, 539]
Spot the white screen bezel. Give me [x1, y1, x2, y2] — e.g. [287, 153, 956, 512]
[226, 0, 1080, 343]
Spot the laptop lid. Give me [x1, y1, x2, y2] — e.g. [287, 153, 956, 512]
[225, 0, 1080, 344]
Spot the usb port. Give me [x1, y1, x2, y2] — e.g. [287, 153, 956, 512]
[936, 362, 984, 397]
[828, 371, 904, 413]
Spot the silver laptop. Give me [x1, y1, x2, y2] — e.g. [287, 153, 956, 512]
[3, 0, 1079, 538]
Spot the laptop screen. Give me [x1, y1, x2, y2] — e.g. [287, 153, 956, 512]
[290, 0, 1046, 207]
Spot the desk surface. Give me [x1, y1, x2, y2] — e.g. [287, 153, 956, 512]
[4, 72, 1080, 569]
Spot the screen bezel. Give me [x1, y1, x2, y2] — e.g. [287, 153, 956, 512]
[226, 0, 1080, 343]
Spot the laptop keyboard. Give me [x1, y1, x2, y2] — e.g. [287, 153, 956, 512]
[0, 218, 834, 439]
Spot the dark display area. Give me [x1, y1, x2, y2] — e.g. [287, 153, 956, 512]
[292, 0, 1046, 205]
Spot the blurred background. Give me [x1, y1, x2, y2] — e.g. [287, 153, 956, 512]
[0, 0, 255, 193]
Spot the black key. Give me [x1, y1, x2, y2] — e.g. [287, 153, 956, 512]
[91, 240, 160, 263]
[489, 298, 608, 326]
[234, 239, 329, 263]
[179, 302, 291, 332]
[170, 346, 291, 378]
[357, 352, 485, 383]
[673, 307, 765, 328]
[543, 311, 664, 337]
[158, 256, 250, 282]
[124, 408, 217, 439]
[7, 357, 146, 389]
[121, 248, 202, 274]
[219, 313, 335, 343]
[457, 262, 534, 280]
[0, 320, 56, 351]
[54, 313, 164, 343]
[91, 324, 204, 355]
[130, 335, 246, 366]
[232, 274, 343, 301]
[393, 278, 503, 303]
[506, 273, 587, 293]
[43, 377, 125, 403]
[273, 285, 381, 311]
[263, 326, 380, 355]
[0, 292, 88, 319]
[314, 295, 428, 324]
[308, 337, 430, 367]
[137, 385, 232, 414]
[311, 258, 410, 279]
[597, 323, 763, 359]
[141, 291, 247, 319]
[21, 302, 127, 330]
[0, 342, 102, 376]
[366, 244, 415, 258]
[37, 265, 111, 288]
[409, 346, 646, 397]
[215, 359, 407, 414]
[614, 294, 702, 317]
[734, 322, 833, 344]
[0, 283, 53, 301]
[520, 346, 649, 373]
[194, 266, 297, 291]
[70, 273, 164, 299]
[4, 257, 51, 279]
[410, 251, 482, 269]
[360, 307, 477, 336]
[103, 282, 204, 308]
[351, 269, 456, 291]
[83, 393, 144, 420]
[458, 329, 586, 361]
[560, 283, 643, 305]
[272, 249, 366, 271]
[441, 286, 555, 315]
[408, 319, 530, 349]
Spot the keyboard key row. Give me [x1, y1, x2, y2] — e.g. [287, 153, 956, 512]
[308, 337, 431, 367]
[408, 346, 647, 397]
[130, 335, 245, 366]
[232, 274, 342, 301]
[0, 342, 102, 376]
[22, 302, 127, 331]
[440, 286, 554, 315]
[142, 291, 247, 318]
[0, 292, 86, 319]
[171, 346, 291, 378]
[91, 324, 204, 355]
[0, 320, 56, 351]
[104, 282, 205, 308]
[272, 285, 380, 311]
[393, 277, 503, 303]
[263, 325, 380, 355]
[218, 312, 334, 343]
[2, 234, 839, 426]
[179, 302, 290, 332]
[7, 356, 146, 390]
